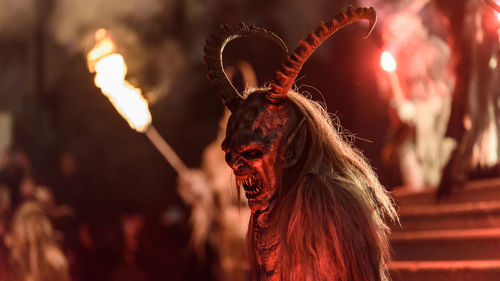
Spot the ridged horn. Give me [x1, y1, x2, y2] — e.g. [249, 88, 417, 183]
[204, 22, 288, 111]
[267, 6, 376, 104]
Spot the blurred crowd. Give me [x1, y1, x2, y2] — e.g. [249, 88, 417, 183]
[0, 147, 222, 281]
[0, 101, 252, 281]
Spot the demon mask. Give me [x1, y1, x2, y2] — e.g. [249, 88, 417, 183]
[221, 93, 304, 212]
[205, 7, 376, 213]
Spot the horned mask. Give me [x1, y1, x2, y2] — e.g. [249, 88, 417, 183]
[204, 6, 376, 212]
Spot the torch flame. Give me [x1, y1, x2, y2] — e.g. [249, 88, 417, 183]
[381, 51, 397, 72]
[87, 29, 151, 133]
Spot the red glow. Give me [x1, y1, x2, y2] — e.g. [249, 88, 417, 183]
[381, 51, 397, 72]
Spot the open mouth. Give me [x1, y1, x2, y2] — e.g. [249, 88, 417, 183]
[237, 174, 263, 198]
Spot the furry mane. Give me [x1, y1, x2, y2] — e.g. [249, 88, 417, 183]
[246, 88, 397, 281]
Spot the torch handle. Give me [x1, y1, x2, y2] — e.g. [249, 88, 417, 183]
[388, 71, 405, 102]
[145, 126, 189, 177]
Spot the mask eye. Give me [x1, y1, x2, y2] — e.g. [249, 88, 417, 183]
[241, 149, 263, 160]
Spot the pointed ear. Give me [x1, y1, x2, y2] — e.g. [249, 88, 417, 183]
[283, 118, 307, 168]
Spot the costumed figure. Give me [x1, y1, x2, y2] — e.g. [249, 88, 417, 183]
[204, 6, 397, 281]
[377, 0, 456, 191]
[435, 0, 500, 199]
[178, 62, 257, 281]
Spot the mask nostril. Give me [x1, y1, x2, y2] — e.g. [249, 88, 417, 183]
[230, 155, 250, 173]
[234, 159, 244, 171]
[225, 153, 241, 171]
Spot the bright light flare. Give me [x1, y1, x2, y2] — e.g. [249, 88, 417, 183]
[381, 51, 397, 72]
[496, 11, 500, 22]
[87, 29, 151, 133]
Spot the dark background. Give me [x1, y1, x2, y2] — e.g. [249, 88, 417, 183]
[0, 0, 403, 279]
[0, 0, 397, 216]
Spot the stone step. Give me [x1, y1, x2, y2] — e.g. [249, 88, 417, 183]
[391, 228, 500, 260]
[393, 178, 500, 206]
[390, 260, 500, 281]
[392, 200, 500, 231]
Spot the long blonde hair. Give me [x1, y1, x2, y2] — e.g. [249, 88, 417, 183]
[248, 89, 397, 281]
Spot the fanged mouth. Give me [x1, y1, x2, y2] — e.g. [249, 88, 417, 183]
[237, 175, 263, 198]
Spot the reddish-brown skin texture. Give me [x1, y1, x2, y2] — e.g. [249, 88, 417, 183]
[222, 93, 296, 212]
[222, 92, 299, 280]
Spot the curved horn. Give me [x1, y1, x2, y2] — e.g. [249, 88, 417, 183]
[267, 6, 376, 104]
[204, 22, 288, 111]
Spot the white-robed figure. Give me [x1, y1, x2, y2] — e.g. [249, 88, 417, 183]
[377, 0, 456, 191]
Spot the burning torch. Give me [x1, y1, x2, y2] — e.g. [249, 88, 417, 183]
[380, 51, 403, 101]
[87, 29, 188, 177]
[380, 50, 414, 122]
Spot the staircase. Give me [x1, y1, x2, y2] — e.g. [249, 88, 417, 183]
[389, 178, 500, 281]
